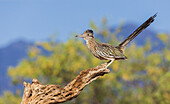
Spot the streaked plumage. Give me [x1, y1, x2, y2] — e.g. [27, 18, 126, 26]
[76, 13, 157, 67]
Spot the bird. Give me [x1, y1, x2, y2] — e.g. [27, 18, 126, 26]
[76, 13, 157, 68]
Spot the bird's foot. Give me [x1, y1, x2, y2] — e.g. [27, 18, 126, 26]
[101, 63, 107, 67]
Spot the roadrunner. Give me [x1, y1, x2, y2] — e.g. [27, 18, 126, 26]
[76, 14, 157, 67]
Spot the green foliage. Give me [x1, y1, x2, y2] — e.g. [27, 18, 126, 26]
[1, 20, 170, 104]
[0, 91, 21, 104]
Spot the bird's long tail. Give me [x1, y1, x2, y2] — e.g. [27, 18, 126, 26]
[117, 13, 157, 52]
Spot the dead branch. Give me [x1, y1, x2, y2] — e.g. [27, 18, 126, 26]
[21, 64, 110, 104]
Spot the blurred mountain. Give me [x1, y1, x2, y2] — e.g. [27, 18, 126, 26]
[0, 23, 163, 95]
[0, 40, 31, 95]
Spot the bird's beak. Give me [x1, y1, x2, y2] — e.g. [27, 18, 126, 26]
[75, 34, 84, 38]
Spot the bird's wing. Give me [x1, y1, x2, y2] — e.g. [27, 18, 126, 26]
[97, 43, 126, 59]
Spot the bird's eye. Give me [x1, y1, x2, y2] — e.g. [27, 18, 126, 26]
[87, 34, 89, 36]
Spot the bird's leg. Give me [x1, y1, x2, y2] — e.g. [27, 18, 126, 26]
[107, 60, 111, 63]
[106, 59, 115, 68]
[102, 60, 111, 66]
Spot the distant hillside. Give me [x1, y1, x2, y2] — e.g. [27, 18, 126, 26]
[0, 23, 163, 95]
[0, 41, 31, 94]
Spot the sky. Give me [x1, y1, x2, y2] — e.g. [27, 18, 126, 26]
[0, 0, 170, 48]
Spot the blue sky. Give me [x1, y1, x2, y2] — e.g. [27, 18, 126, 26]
[0, 0, 170, 47]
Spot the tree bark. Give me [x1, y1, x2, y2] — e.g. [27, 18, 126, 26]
[21, 64, 110, 104]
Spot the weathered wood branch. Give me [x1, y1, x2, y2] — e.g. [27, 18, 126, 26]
[21, 64, 110, 104]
